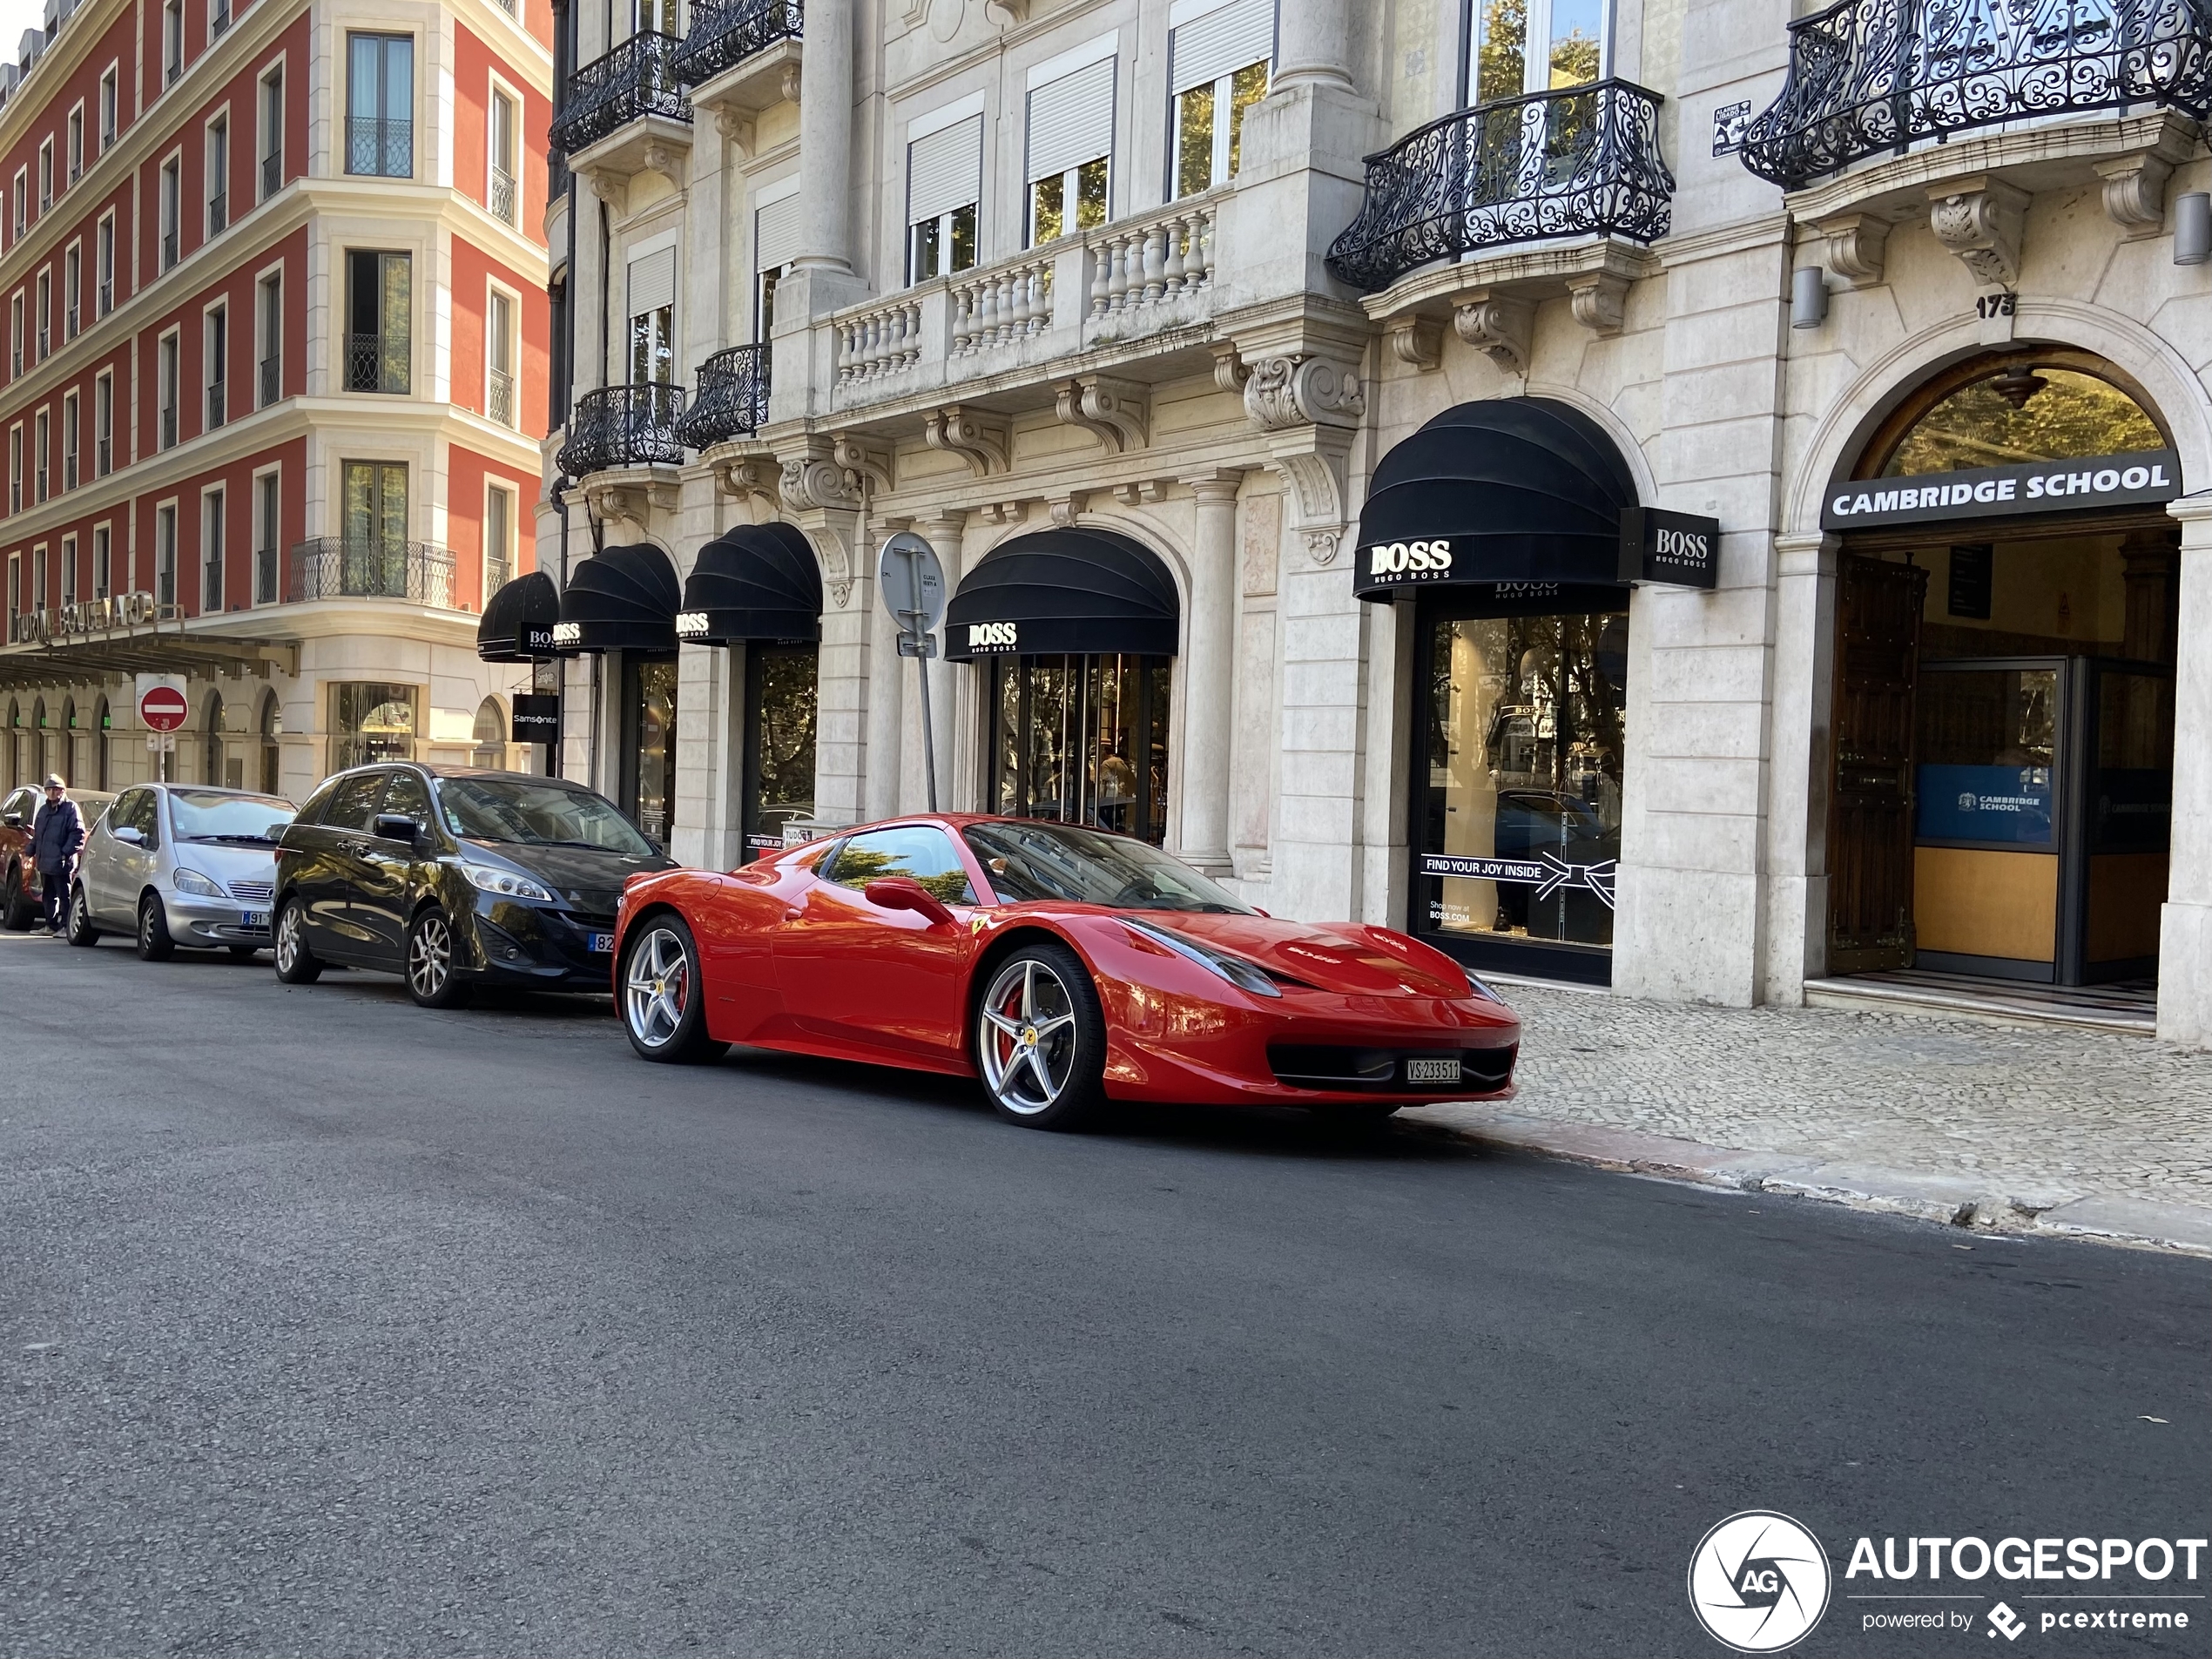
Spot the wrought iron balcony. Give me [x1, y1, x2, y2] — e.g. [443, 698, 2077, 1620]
[259, 355, 279, 408]
[489, 164, 517, 224]
[206, 380, 226, 429]
[287, 539, 456, 607]
[346, 332, 409, 395]
[673, 342, 768, 448]
[675, 0, 801, 86]
[556, 383, 686, 475]
[1326, 79, 1673, 293]
[346, 117, 413, 179]
[488, 367, 516, 427]
[549, 34, 691, 156]
[1738, 0, 2212, 190]
[208, 190, 226, 234]
[260, 151, 280, 199]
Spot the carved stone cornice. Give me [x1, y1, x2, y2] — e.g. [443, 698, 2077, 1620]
[1928, 176, 2027, 287]
[1242, 354, 1366, 433]
[779, 442, 861, 513]
[832, 435, 894, 496]
[1453, 292, 1533, 373]
[1054, 376, 1150, 453]
[923, 406, 1011, 475]
[1564, 268, 1631, 334]
[1386, 314, 1444, 372]
[1813, 210, 1894, 287]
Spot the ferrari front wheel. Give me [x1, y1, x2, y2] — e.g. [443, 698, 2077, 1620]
[975, 942, 1107, 1130]
[621, 916, 727, 1064]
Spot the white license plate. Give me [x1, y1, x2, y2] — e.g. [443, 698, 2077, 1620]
[240, 910, 269, 929]
[1406, 1055, 1461, 1085]
[589, 932, 616, 954]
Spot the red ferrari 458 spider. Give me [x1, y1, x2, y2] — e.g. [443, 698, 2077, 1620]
[610, 815, 1519, 1129]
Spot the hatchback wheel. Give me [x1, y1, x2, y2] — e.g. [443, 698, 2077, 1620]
[273, 898, 322, 984]
[974, 942, 1108, 1130]
[621, 917, 725, 1063]
[64, 884, 98, 947]
[406, 907, 472, 1009]
[0, 867, 30, 932]
[136, 894, 176, 961]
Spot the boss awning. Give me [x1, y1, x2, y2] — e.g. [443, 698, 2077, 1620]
[555, 543, 682, 654]
[476, 570, 562, 662]
[677, 523, 822, 646]
[944, 528, 1180, 660]
[1352, 398, 1639, 600]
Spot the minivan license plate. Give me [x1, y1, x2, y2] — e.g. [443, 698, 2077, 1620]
[589, 932, 616, 954]
[240, 910, 269, 929]
[1406, 1055, 1461, 1085]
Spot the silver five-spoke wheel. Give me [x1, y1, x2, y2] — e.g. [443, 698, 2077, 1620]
[978, 955, 1082, 1116]
[408, 913, 453, 1000]
[624, 925, 691, 1052]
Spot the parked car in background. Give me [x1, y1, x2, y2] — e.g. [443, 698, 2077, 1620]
[69, 784, 296, 958]
[271, 764, 674, 1008]
[3, 784, 116, 930]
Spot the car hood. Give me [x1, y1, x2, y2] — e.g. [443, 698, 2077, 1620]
[1130, 912, 1477, 999]
[462, 840, 675, 909]
[169, 840, 287, 883]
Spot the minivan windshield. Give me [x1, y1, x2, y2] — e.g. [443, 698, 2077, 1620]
[170, 791, 296, 843]
[961, 821, 1252, 914]
[436, 777, 657, 856]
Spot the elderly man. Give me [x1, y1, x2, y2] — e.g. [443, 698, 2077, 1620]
[30, 774, 84, 934]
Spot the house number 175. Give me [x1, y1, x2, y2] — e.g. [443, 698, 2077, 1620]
[1975, 293, 2018, 318]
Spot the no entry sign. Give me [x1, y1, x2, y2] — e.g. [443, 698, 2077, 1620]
[138, 684, 189, 732]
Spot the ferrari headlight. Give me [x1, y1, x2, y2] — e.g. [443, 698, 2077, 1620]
[172, 867, 226, 899]
[1122, 918, 1281, 998]
[462, 861, 555, 903]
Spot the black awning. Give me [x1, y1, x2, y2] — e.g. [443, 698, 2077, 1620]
[1352, 397, 1639, 600]
[476, 570, 562, 662]
[944, 528, 1179, 661]
[677, 523, 821, 646]
[555, 543, 681, 654]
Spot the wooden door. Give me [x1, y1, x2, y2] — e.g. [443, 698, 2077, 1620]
[1828, 556, 1928, 973]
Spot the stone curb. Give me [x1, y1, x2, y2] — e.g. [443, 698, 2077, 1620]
[1399, 1104, 2212, 1258]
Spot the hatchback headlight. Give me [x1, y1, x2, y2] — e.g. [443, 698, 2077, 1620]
[462, 861, 555, 903]
[172, 868, 226, 899]
[1122, 918, 1281, 998]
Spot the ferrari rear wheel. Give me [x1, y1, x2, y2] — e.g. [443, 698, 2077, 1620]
[621, 915, 727, 1064]
[975, 942, 1107, 1130]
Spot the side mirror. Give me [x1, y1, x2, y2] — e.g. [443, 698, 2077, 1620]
[372, 813, 422, 846]
[111, 826, 145, 846]
[2, 813, 20, 829]
[865, 876, 956, 927]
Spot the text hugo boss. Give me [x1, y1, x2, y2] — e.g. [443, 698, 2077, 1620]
[967, 620, 1019, 650]
[1366, 540, 1454, 577]
[1654, 526, 1710, 563]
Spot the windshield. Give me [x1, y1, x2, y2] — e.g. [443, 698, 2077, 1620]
[436, 777, 657, 856]
[170, 791, 296, 842]
[962, 821, 1251, 914]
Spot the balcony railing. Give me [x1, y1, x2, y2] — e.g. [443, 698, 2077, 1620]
[674, 342, 768, 447]
[1325, 79, 1673, 293]
[160, 406, 177, 449]
[346, 117, 413, 178]
[63, 447, 76, 489]
[488, 366, 516, 426]
[161, 228, 179, 269]
[550, 34, 691, 156]
[259, 355, 279, 407]
[96, 435, 111, 475]
[97, 278, 112, 314]
[286, 539, 456, 608]
[489, 164, 517, 223]
[206, 381, 226, 428]
[346, 332, 408, 395]
[1738, 0, 2212, 190]
[675, 0, 802, 86]
[556, 382, 685, 475]
[261, 151, 280, 198]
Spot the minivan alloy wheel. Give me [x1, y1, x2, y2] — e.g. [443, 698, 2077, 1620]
[408, 912, 453, 999]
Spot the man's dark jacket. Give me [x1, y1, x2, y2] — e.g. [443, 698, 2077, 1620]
[30, 798, 84, 873]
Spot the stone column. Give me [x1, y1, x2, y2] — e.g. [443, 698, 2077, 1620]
[1177, 471, 1244, 873]
[863, 583, 902, 820]
[1762, 530, 1840, 1005]
[2156, 494, 2212, 1047]
[793, 0, 853, 277]
[1271, 0, 1355, 92]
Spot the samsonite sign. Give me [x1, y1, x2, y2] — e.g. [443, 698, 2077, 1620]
[1823, 449, 2181, 529]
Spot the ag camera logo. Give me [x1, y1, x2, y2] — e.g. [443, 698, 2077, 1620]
[1689, 1511, 1832, 1652]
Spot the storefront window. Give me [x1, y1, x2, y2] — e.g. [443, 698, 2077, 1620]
[331, 681, 416, 770]
[471, 697, 505, 769]
[623, 657, 677, 846]
[985, 653, 1170, 845]
[1419, 604, 1628, 958]
[743, 644, 816, 860]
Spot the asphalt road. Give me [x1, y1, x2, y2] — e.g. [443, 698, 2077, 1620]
[1, 927, 2206, 1659]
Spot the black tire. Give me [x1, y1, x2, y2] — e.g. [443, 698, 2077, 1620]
[619, 914, 726, 1063]
[272, 897, 323, 984]
[136, 893, 177, 961]
[973, 940, 1109, 1130]
[405, 907, 474, 1009]
[64, 883, 98, 947]
[0, 867, 30, 932]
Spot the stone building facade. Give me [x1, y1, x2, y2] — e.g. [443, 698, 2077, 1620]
[532, 0, 2212, 1044]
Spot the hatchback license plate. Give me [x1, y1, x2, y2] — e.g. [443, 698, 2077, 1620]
[590, 932, 616, 954]
[240, 910, 269, 929]
[1406, 1055, 1461, 1085]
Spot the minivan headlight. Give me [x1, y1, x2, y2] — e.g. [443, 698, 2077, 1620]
[172, 868, 226, 899]
[1122, 918, 1282, 998]
[462, 861, 555, 903]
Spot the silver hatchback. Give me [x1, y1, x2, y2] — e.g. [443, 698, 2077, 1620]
[70, 783, 298, 959]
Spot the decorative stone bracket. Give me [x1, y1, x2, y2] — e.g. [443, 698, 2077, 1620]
[1386, 315, 1444, 372]
[709, 450, 780, 505]
[778, 439, 863, 605]
[1242, 354, 1366, 433]
[923, 406, 1011, 475]
[1054, 376, 1150, 452]
[581, 470, 678, 534]
[2094, 126, 2195, 235]
[833, 435, 894, 496]
[1453, 293, 1534, 374]
[1814, 210, 1894, 287]
[1928, 176, 2027, 287]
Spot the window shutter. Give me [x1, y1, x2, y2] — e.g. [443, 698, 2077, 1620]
[1026, 56, 1115, 183]
[627, 246, 676, 317]
[907, 113, 982, 226]
[1170, 0, 1274, 94]
[753, 193, 800, 273]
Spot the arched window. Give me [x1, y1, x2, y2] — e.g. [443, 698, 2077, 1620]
[1859, 350, 2168, 479]
[93, 697, 111, 791]
[471, 696, 506, 769]
[203, 689, 225, 787]
[61, 697, 77, 790]
[259, 691, 281, 795]
[30, 698, 47, 783]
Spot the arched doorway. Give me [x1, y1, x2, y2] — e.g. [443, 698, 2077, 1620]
[471, 697, 506, 768]
[1824, 348, 2178, 994]
[259, 691, 281, 794]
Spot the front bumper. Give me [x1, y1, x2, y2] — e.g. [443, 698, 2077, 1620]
[462, 898, 617, 990]
[163, 891, 273, 946]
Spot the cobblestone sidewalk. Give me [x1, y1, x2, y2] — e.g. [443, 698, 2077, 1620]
[1407, 983, 2212, 1235]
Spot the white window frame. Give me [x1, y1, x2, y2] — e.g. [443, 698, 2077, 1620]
[487, 73, 522, 225]
[204, 105, 231, 237]
[903, 94, 985, 287]
[59, 531, 76, 607]
[95, 211, 115, 315]
[485, 277, 520, 426]
[98, 64, 119, 151]
[257, 57, 286, 202]
[93, 369, 113, 476]
[62, 239, 79, 341]
[250, 463, 280, 605]
[33, 407, 47, 503]
[11, 168, 26, 241]
[254, 258, 283, 408]
[154, 500, 179, 610]
[92, 520, 111, 600]
[158, 149, 183, 269]
[60, 389, 77, 490]
[203, 297, 229, 430]
[1167, 0, 1276, 198]
[163, 0, 185, 85]
[37, 137, 52, 213]
[65, 101, 84, 186]
[482, 477, 515, 604]
[157, 327, 181, 450]
[200, 483, 226, 615]
[7, 422, 20, 515]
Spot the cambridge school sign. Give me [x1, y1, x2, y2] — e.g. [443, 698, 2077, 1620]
[1822, 449, 2182, 530]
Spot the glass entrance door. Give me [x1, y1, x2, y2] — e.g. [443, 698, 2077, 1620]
[742, 644, 816, 861]
[983, 654, 1170, 845]
[621, 655, 677, 846]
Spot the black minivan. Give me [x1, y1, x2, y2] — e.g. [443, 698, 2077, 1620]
[272, 763, 674, 1008]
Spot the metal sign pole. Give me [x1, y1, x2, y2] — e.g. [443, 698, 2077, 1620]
[902, 545, 938, 813]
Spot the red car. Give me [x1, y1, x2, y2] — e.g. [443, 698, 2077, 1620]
[611, 814, 1518, 1130]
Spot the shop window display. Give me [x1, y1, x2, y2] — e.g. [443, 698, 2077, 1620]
[985, 654, 1170, 846]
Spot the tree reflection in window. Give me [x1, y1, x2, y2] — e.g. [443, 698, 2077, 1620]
[828, 826, 975, 906]
[1882, 366, 2163, 476]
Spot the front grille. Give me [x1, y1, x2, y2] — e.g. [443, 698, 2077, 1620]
[228, 880, 274, 905]
[1267, 1043, 1517, 1094]
[563, 887, 620, 914]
